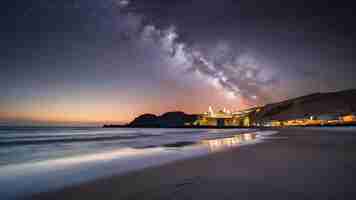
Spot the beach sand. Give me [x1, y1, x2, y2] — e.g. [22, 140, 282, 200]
[31, 128, 356, 200]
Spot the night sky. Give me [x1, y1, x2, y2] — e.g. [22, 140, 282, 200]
[1, 0, 355, 125]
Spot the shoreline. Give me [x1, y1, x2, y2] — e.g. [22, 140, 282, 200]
[102, 125, 250, 128]
[103, 124, 356, 128]
[1, 129, 264, 200]
[30, 127, 356, 200]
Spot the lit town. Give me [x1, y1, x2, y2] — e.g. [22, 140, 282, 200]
[194, 105, 356, 127]
[107, 89, 356, 128]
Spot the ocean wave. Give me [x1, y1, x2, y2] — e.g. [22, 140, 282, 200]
[0, 134, 160, 146]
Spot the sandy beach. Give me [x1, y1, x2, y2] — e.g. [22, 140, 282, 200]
[30, 127, 356, 200]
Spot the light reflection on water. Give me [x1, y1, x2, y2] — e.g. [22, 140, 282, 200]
[0, 132, 265, 200]
[201, 133, 257, 152]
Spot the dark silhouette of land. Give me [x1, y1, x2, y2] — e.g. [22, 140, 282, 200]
[253, 89, 356, 122]
[104, 112, 201, 128]
[104, 89, 356, 128]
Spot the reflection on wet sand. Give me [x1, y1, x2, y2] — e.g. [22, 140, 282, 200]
[201, 133, 257, 152]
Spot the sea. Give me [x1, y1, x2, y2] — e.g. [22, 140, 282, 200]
[0, 126, 273, 199]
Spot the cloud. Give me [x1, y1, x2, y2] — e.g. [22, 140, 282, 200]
[116, 0, 130, 8]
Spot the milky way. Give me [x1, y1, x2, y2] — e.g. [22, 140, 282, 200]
[112, 0, 279, 105]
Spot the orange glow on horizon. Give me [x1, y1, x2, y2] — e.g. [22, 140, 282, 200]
[0, 82, 255, 125]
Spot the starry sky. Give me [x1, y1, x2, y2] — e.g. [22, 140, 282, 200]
[1, 0, 355, 125]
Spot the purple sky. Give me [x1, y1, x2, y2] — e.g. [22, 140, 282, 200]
[1, 0, 355, 125]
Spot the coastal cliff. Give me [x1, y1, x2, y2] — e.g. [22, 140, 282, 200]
[254, 89, 356, 122]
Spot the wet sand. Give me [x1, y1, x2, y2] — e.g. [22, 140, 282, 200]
[31, 128, 356, 200]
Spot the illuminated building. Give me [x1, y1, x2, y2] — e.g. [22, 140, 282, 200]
[194, 106, 356, 128]
[341, 114, 356, 123]
[262, 113, 356, 127]
[194, 106, 254, 127]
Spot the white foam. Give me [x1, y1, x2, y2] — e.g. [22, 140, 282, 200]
[0, 130, 274, 200]
[254, 130, 279, 136]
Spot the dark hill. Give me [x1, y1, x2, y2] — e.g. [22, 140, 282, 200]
[129, 111, 198, 128]
[129, 114, 159, 127]
[255, 89, 356, 121]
